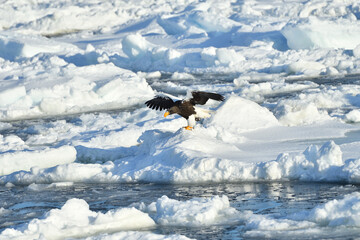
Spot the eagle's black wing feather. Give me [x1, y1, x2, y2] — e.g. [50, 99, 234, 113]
[145, 96, 176, 111]
[190, 91, 224, 105]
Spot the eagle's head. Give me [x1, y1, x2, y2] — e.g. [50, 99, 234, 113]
[164, 106, 180, 117]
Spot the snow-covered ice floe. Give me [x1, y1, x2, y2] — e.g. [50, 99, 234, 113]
[1, 95, 360, 184]
[0, 195, 234, 239]
[0, 59, 154, 120]
[0, 198, 157, 240]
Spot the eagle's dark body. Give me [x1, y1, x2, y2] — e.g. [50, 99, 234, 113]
[145, 91, 224, 130]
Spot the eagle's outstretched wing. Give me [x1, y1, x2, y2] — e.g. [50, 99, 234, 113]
[190, 91, 224, 105]
[145, 96, 176, 111]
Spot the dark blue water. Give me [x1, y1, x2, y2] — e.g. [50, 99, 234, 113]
[1, 182, 359, 239]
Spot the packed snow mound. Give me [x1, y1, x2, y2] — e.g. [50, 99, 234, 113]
[207, 96, 279, 136]
[345, 109, 360, 123]
[0, 198, 156, 240]
[282, 17, 360, 50]
[121, 33, 183, 71]
[154, 195, 238, 226]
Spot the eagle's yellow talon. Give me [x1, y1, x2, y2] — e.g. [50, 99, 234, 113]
[184, 126, 193, 130]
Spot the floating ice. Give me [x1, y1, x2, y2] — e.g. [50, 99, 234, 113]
[84, 231, 192, 240]
[154, 195, 239, 226]
[27, 182, 74, 191]
[286, 59, 326, 76]
[282, 17, 360, 50]
[122, 34, 155, 59]
[0, 195, 237, 239]
[3, 192, 360, 239]
[272, 84, 360, 126]
[0, 207, 10, 217]
[0, 145, 76, 176]
[243, 192, 360, 238]
[0, 33, 78, 60]
[308, 192, 360, 227]
[0, 198, 156, 240]
[260, 141, 344, 181]
[354, 44, 360, 58]
[0, 86, 26, 107]
[0, 62, 154, 120]
[345, 109, 360, 123]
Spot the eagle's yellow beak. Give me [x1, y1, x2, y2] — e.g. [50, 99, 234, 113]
[164, 111, 170, 117]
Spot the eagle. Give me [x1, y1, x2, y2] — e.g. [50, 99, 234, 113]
[145, 91, 224, 130]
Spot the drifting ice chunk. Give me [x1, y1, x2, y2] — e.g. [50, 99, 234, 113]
[0, 86, 26, 107]
[353, 44, 360, 58]
[287, 59, 326, 75]
[0, 33, 78, 60]
[263, 141, 343, 181]
[345, 109, 360, 123]
[309, 192, 360, 227]
[0, 198, 156, 240]
[282, 17, 360, 50]
[242, 192, 360, 238]
[122, 34, 154, 58]
[155, 195, 239, 226]
[0, 145, 76, 176]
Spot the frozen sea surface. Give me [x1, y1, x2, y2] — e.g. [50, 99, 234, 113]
[2, 0, 360, 239]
